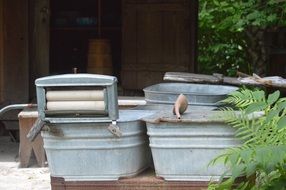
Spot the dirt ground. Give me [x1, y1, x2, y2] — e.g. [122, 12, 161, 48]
[0, 136, 50, 190]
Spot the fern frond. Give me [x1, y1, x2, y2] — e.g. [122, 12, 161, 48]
[220, 89, 266, 109]
[210, 88, 286, 190]
[220, 109, 260, 144]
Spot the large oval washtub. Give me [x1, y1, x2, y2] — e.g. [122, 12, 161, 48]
[42, 110, 155, 181]
[143, 83, 238, 106]
[143, 110, 241, 181]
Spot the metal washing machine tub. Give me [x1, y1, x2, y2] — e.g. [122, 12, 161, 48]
[35, 74, 155, 181]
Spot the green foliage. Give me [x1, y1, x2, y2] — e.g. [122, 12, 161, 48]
[209, 89, 286, 190]
[220, 89, 265, 108]
[209, 145, 286, 190]
[198, 32, 248, 76]
[198, 0, 286, 76]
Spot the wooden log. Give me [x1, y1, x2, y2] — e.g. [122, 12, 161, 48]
[164, 72, 222, 84]
[163, 72, 284, 88]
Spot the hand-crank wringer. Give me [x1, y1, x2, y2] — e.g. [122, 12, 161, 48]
[36, 73, 121, 137]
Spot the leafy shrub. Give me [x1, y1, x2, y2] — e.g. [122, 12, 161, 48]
[209, 89, 286, 190]
[198, 0, 286, 76]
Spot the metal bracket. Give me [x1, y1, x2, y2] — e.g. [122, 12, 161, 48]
[42, 125, 64, 137]
[107, 121, 122, 137]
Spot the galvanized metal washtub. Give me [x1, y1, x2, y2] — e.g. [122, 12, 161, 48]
[143, 83, 238, 106]
[35, 74, 159, 181]
[133, 104, 216, 112]
[42, 110, 155, 181]
[143, 111, 241, 181]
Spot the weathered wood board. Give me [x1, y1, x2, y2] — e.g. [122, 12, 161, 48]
[164, 72, 286, 89]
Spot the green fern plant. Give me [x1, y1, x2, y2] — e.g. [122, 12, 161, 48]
[220, 89, 266, 109]
[208, 89, 286, 190]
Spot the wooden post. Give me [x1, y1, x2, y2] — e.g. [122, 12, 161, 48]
[0, 0, 4, 102]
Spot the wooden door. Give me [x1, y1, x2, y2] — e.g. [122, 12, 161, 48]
[29, 0, 50, 99]
[0, 0, 49, 103]
[122, 0, 196, 90]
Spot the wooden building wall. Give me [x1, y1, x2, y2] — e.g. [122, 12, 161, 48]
[0, 0, 29, 104]
[266, 28, 286, 78]
[0, 0, 198, 103]
[0, 0, 4, 102]
[0, 0, 49, 103]
[122, 0, 197, 90]
[29, 0, 50, 99]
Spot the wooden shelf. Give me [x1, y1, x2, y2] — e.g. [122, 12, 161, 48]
[50, 0, 122, 78]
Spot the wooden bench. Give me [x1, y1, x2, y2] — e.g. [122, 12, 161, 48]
[18, 109, 46, 167]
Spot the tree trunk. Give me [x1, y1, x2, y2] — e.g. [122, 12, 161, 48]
[245, 27, 268, 76]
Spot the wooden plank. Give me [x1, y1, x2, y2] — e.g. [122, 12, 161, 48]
[122, 3, 137, 66]
[223, 77, 245, 86]
[164, 72, 244, 86]
[164, 72, 223, 84]
[121, 1, 139, 89]
[121, 70, 137, 89]
[190, 0, 198, 72]
[19, 116, 46, 167]
[0, 0, 4, 102]
[137, 9, 163, 67]
[164, 72, 286, 89]
[2, 0, 29, 103]
[29, 0, 50, 99]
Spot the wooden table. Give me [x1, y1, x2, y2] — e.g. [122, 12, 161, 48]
[18, 109, 46, 167]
